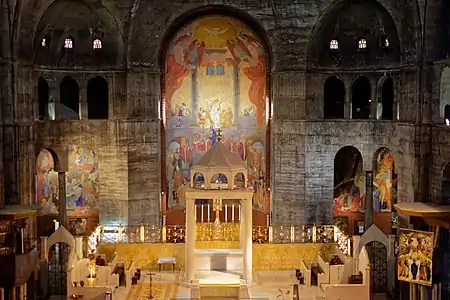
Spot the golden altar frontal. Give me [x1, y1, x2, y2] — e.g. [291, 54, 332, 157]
[99, 242, 333, 271]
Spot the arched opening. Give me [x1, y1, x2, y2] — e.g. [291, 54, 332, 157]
[36, 149, 59, 215]
[351, 77, 371, 119]
[59, 76, 79, 119]
[333, 146, 365, 214]
[442, 163, 450, 204]
[381, 77, 394, 120]
[445, 105, 450, 125]
[193, 172, 205, 188]
[373, 147, 397, 212]
[234, 172, 245, 188]
[324, 76, 345, 119]
[366, 241, 388, 295]
[38, 77, 49, 120]
[87, 76, 109, 119]
[48, 242, 71, 296]
[163, 15, 269, 223]
[211, 173, 228, 184]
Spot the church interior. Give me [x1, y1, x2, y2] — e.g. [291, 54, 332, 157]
[1, 0, 450, 299]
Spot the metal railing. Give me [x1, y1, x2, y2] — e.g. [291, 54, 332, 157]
[96, 224, 352, 254]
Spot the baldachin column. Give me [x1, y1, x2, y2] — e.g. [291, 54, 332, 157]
[243, 197, 252, 284]
[185, 198, 196, 283]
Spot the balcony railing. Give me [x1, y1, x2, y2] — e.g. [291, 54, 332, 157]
[95, 224, 352, 254]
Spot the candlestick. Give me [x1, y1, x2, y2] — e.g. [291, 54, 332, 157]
[201, 204, 204, 223]
[232, 204, 235, 222]
[238, 204, 241, 221]
[207, 204, 210, 222]
[225, 204, 228, 223]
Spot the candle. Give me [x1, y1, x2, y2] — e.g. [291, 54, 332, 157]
[201, 204, 204, 223]
[225, 204, 228, 223]
[347, 238, 351, 255]
[238, 204, 241, 220]
[195, 204, 197, 221]
[207, 204, 210, 222]
[232, 204, 235, 222]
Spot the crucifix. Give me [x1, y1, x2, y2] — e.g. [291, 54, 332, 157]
[147, 272, 155, 299]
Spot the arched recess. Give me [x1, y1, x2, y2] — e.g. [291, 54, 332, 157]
[351, 76, 371, 119]
[59, 76, 80, 120]
[161, 14, 270, 225]
[38, 77, 49, 120]
[440, 67, 450, 123]
[324, 76, 345, 119]
[333, 146, 365, 214]
[32, 0, 122, 67]
[442, 163, 450, 204]
[193, 172, 205, 188]
[307, 1, 400, 67]
[373, 147, 397, 212]
[211, 173, 228, 184]
[378, 76, 394, 120]
[234, 172, 245, 188]
[36, 149, 59, 215]
[87, 76, 109, 119]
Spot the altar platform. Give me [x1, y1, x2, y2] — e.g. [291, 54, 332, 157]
[195, 248, 243, 273]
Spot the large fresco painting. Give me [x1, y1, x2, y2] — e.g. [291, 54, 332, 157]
[66, 146, 99, 217]
[165, 16, 267, 211]
[373, 147, 396, 212]
[333, 147, 366, 213]
[36, 149, 59, 215]
[398, 229, 434, 286]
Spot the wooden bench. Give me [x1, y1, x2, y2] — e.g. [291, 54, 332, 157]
[157, 257, 176, 272]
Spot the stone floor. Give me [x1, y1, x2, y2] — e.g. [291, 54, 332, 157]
[111, 270, 324, 300]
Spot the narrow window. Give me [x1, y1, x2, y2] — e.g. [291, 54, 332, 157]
[64, 37, 73, 49]
[330, 39, 339, 50]
[93, 38, 102, 50]
[358, 38, 367, 50]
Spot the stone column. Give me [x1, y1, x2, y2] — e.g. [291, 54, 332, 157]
[40, 237, 48, 260]
[364, 171, 373, 229]
[75, 236, 83, 259]
[58, 172, 67, 228]
[344, 83, 351, 119]
[185, 198, 196, 283]
[243, 197, 252, 284]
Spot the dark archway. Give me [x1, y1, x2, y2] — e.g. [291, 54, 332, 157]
[333, 146, 365, 213]
[366, 241, 388, 296]
[87, 76, 109, 119]
[59, 76, 79, 119]
[445, 105, 450, 124]
[352, 77, 371, 119]
[48, 242, 71, 296]
[38, 77, 49, 120]
[442, 163, 450, 204]
[380, 77, 394, 120]
[324, 76, 345, 119]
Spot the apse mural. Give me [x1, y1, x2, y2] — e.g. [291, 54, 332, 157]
[36, 149, 59, 215]
[165, 15, 267, 211]
[333, 147, 366, 213]
[66, 146, 99, 217]
[373, 148, 396, 212]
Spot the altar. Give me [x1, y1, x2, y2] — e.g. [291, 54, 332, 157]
[183, 133, 254, 285]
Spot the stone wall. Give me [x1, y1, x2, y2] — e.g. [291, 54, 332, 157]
[0, 0, 448, 226]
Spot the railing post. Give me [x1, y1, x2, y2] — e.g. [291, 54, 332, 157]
[268, 225, 273, 244]
[139, 224, 145, 243]
[162, 225, 167, 243]
[312, 224, 317, 243]
[290, 225, 294, 243]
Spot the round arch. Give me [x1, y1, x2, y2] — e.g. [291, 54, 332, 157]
[157, 5, 273, 70]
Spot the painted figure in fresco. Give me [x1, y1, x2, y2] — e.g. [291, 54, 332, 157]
[411, 260, 418, 280]
[37, 150, 59, 215]
[164, 16, 268, 212]
[373, 149, 395, 212]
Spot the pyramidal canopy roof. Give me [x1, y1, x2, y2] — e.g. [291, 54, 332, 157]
[194, 141, 245, 170]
